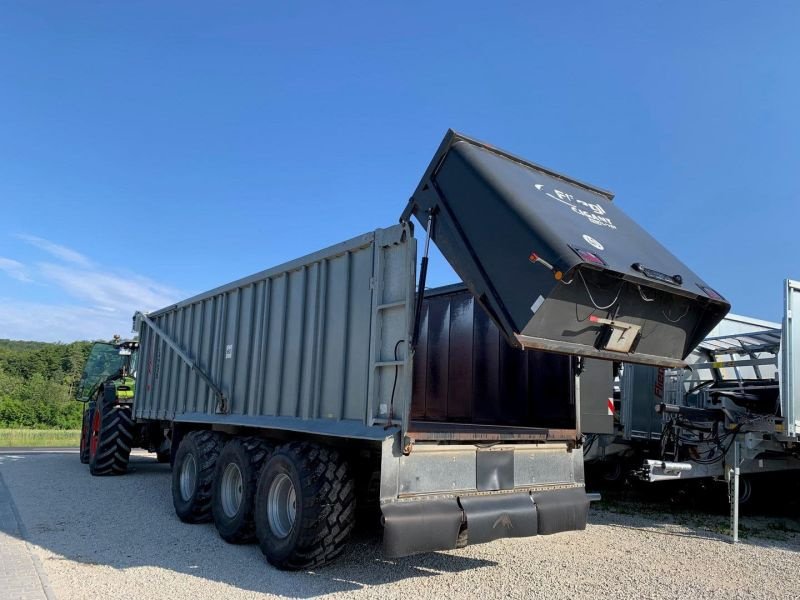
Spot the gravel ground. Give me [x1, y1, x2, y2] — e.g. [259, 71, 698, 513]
[1, 450, 799, 600]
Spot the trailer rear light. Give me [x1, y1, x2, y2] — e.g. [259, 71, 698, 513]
[698, 285, 725, 301]
[570, 246, 606, 267]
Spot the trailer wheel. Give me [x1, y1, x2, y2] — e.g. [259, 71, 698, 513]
[172, 430, 224, 523]
[254, 442, 356, 570]
[88, 396, 134, 476]
[738, 477, 753, 506]
[79, 401, 96, 465]
[212, 437, 273, 543]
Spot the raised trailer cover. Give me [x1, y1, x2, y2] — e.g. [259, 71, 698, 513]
[405, 131, 730, 368]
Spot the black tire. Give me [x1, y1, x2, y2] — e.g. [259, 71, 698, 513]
[156, 450, 171, 464]
[79, 401, 96, 465]
[88, 393, 134, 476]
[172, 430, 225, 523]
[254, 442, 356, 570]
[212, 437, 273, 544]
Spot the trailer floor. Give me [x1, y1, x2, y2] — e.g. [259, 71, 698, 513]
[1, 449, 798, 600]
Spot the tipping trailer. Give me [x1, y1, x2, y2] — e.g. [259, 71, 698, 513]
[78, 131, 729, 570]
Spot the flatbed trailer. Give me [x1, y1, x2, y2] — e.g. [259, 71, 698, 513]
[79, 130, 729, 569]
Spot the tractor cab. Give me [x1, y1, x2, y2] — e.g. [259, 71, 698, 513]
[77, 337, 139, 403]
[78, 337, 140, 469]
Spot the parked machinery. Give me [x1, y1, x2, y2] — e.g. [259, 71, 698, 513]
[585, 280, 800, 511]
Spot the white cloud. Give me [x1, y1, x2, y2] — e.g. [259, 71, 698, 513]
[0, 235, 183, 342]
[0, 257, 33, 283]
[37, 263, 179, 315]
[16, 234, 93, 267]
[0, 301, 134, 342]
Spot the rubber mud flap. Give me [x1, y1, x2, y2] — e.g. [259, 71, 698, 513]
[382, 499, 462, 558]
[532, 487, 589, 535]
[460, 492, 538, 545]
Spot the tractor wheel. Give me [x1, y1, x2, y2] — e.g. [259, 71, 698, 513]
[254, 442, 356, 570]
[212, 437, 273, 544]
[172, 430, 225, 523]
[79, 401, 96, 465]
[88, 397, 134, 476]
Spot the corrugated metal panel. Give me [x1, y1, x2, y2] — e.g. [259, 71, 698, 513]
[134, 225, 416, 437]
[410, 285, 576, 429]
[782, 279, 799, 436]
[707, 313, 780, 337]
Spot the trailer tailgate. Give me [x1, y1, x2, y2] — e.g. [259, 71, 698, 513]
[406, 130, 730, 367]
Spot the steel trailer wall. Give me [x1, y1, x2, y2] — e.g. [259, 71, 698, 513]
[411, 284, 575, 428]
[781, 279, 800, 437]
[134, 225, 416, 438]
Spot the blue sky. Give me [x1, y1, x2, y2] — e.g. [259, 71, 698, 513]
[0, 3, 798, 341]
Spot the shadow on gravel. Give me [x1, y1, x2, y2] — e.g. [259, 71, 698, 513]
[0, 451, 498, 597]
[586, 475, 800, 553]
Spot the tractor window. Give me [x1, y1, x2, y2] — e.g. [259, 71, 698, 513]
[129, 349, 139, 378]
[76, 343, 127, 401]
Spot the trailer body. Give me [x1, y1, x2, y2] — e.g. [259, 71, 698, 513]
[76, 130, 731, 566]
[134, 224, 597, 555]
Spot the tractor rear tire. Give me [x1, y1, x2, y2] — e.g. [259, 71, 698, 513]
[88, 399, 134, 476]
[211, 437, 273, 544]
[172, 430, 225, 524]
[79, 401, 96, 465]
[254, 442, 356, 570]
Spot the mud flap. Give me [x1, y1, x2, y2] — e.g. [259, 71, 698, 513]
[382, 499, 462, 558]
[381, 487, 589, 557]
[532, 487, 589, 534]
[460, 492, 538, 544]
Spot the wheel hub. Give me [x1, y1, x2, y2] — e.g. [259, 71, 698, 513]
[220, 462, 244, 518]
[267, 473, 297, 539]
[89, 409, 101, 458]
[179, 453, 197, 501]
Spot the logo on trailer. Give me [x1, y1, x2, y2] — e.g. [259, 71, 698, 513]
[533, 182, 617, 229]
[493, 513, 514, 531]
[582, 234, 604, 250]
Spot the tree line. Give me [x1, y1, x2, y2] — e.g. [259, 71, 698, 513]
[0, 339, 92, 429]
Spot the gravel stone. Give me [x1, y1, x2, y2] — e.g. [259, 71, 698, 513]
[1, 450, 798, 600]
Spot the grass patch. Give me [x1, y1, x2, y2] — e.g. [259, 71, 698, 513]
[0, 428, 80, 447]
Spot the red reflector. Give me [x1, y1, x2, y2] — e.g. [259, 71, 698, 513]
[578, 250, 605, 265]
[569, 246, 607, 266]
[589, 315, 599, 323]
[698, 285, 725, 301]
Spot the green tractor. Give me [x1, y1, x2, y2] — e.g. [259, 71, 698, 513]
[77, 337, 169, 475]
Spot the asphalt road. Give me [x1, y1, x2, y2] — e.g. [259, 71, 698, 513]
[1, 450, 799, 600]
